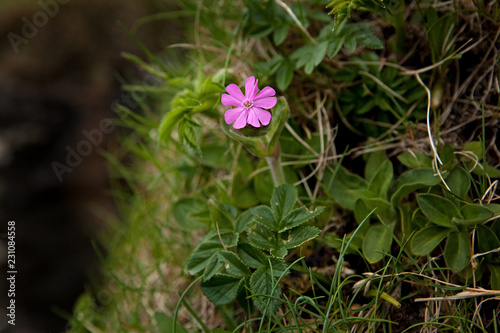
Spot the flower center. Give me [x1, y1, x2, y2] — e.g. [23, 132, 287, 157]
[243, 100, 253, 108]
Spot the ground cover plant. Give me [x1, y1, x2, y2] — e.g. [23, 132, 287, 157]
[69, 0, 500, 332]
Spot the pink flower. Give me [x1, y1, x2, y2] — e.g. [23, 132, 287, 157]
[221, 76, 277, 129]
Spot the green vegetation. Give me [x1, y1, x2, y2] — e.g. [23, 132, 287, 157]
[69, 0, 500, 332]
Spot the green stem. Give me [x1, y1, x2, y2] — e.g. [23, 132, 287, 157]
[265, 142, 286, 187]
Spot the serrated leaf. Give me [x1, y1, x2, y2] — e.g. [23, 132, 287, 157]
[218, 251, 251, 277]
[185, 241, 224, 275]
[237, 243, 267, 268]
[271, 184, 297, 220]
[411, 225, 451, 256]
[270, 246, 288, 258]
[248, 225, 279, 251]
[363, 224, 392, 263]
[203, 253, 224, 281]
[452, 204, 493, 226]
[253, 205, 278, 231]
[201, 275, 241, 306]
[444, 230, 470, 272]
[235, 207, 258, 233]
[280, 206, 324, 231]
[249, 267, 282, 314]
[202, 229, 239, 248]
[283, 226, 321, 249]
[417, 194, 460, 227]
[209, 200, 236, 230]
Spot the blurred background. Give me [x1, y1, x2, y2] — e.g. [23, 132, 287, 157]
[0, 0, 181, 331]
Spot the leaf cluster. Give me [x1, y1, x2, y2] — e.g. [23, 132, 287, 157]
[184, 184, 324, 314]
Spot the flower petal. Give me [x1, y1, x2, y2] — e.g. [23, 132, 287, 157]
[247, 108, 261, 128]
[224, 106, 245, 125]
[244, 76, 258, 100]
[253, 107, 272, 126]
[233, 109, 249, 129]
[221, 93, 242, 107]
[253, 96, 277, 109]
[225, 83, 245, 102]
[254, 86, 276, 100]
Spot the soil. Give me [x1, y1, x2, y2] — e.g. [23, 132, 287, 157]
[0, 0, 181, 332]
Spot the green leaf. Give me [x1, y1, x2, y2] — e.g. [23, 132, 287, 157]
[397, 151, 432, 169]
[324, 166, 368, 209]
[218, 251, 251, 277]
[276, 58, 295, 91]
[446, 167, 470, 199]
[273, 24, 289, 46]
[417, 194, 460, 227]
[280, 206, 325, 231]
[283, 226, 321, 249]
[363, 224, 392, 263]
[201, 275, 241, 306]
[444, 230, 470, 272]
[202, 229, 239, 248]
[489, 265, 500, 290]
[178, 117, 202, 156]
[452, 204, 494, 226]
[158, 107, 189, 142]
[237, 243, 267, 268]
[485, 204, 500, 219]
[203, 253, 224, 281]
[476, 225, 500, 264]
[248, 225, 279, 251]
[391, 169, 440, 205]
[411, 225, 451, 256]
[155, 312, 189, 333]
[209, 200, 236, 230]
[185, 241, 224, 275]
[172, 197, 210, 230]
[249, 267, 282, 314]
[235, 207, 258, 233]
[271, 184, 297, 221]
[270, 246, 288, 258]
[253, 205, 278, 231]
[368, 159, 393, 199]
